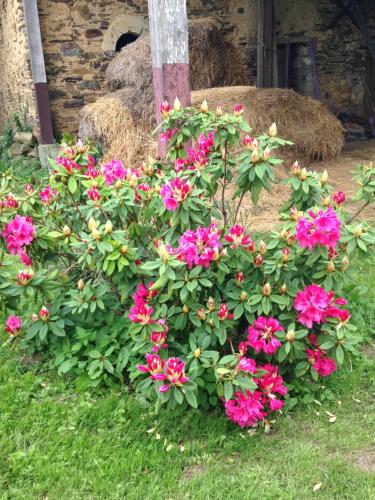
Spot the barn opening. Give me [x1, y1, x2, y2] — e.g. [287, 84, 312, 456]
[115, 32, 139, 52]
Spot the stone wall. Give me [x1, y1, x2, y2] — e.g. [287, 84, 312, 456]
[37, 0, 257, 136]
[274, 0, 375, 116]
[0, 0, 37, 133]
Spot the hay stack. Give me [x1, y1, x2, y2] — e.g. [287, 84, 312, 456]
[105, 18, 249, 94]
[79, 86, 343, 164]
[192, 87, 344, 161]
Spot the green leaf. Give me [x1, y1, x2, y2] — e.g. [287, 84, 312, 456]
[68, 175, 77, 193]
[336, 345, 344, 364]
[224, 382, 234, 401]
[234, 303, 244, 320]
[150, 275, 168, 291]
[47, 231, 63, 238]
[184, 390, 198, 408]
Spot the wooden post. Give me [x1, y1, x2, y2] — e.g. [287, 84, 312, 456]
[148, 0, 191, 155]
[257, 0, 274, 88]
[22, 0, 54, 144]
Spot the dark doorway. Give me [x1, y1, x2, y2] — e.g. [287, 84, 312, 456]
[115, 32, 139, 52]
[364, 49, 375, 130]
[277, 41, 313, 97]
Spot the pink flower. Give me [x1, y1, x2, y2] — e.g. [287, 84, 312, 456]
[160, 101, 171, 117]
[102, 160, 126, 185]
[87, 186, 101, 202]
[19, 250, 32, 266]
[247, 316, 283, 355]
[224, 390, 265, 428]
[296, 207, 341, 250]
[150, 320, 169, 352]
[5, 315, 22, 336]
[306, 348, 336, 377]
[234, 104, 244, 115]
[137, 353, 165, 379]
[17, 270, 33, 285]
[160, 128, 177, 143]
[197, 132, 215, 155]
[238, 357, 257, 373]
[224, 225, 252, 249]
[177, 223, 222, 268]
[187, 149, 208, 171]
[40, 185, 58, 205]
[293, 284, 349, 328]
[128, 303, 154, 325]
[256, 364, 288, 412]
[5, 193, 18, 209]
[238, 341, 248, 356]
[132, 282, 157, 306]
[56, 156, 80, 174]
[243, 135, 259, 150]
[333, 191, 345, 206]
[2, 215, 35, 258]
[174, 158, 186, 172]
[160, 178, 191, 211]
[159, 357, 189, 392]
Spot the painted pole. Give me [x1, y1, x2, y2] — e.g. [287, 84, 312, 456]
[22, 0, 54, 144]
[148, 0, 191, 155]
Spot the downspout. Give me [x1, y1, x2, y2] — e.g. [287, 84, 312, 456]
[22, 0, 54, 144]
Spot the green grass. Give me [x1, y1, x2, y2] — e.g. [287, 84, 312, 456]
[0, 265, 375, 499]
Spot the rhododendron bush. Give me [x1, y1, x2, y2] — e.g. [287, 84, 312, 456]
[1, 102, 375, 429]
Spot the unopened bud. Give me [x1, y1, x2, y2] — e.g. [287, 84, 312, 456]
[78, 279, 85, 290]
[104, 220, 113, 234]
[259, 240, 267, 255]
[88, 217, 97, 230]
[115, 180, 122, 190]
[235, 271, 245, 283]
[353, 224, 363, 237]
[39, 306, 49, 320]
[251, 148, 259, 163]
[240, 290, 248, 302]
[269, 122, 277, 137]
[262, 283, 272, 296]
[158, 242, 170, 262]
[200, 99, 209, 113]
[320, 170, 329, 185]
[341, 255, 349, 271]
[280, 283, 287, 294]
[262, 147, 271, 161]
[182, 304, 189, 314]
[92, 228, 101, 241]
[197, 308, 206, 321]
[173, 97, 181, 111]
[62, 225, 71, 236]
[121, 245, 128, 254]
[299, 168, 307, 181]
[194, 348, 201, 358]
[286, 330, 295, 342]
[292, 161, 300, 175]
[216, 105, 223, 116]
[280, 228, 288, 240]
[208, 319, 214, 327]
[207, 296, 215, 312]
[322, 196, 331, 207]
[31, 313, 39, 322]
[327, 260, 335, 273]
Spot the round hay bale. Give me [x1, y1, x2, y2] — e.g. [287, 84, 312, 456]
[191, 86, 344, 161]
[79, 89, 157, 165]
[105, 18, 250, 94]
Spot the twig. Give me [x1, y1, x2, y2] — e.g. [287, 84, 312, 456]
[221, 141, 228, 226]
[346, 201, 369, 225]
[233, 192, 245, 224]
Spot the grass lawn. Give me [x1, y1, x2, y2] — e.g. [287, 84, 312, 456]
[1, 266, 375, 499]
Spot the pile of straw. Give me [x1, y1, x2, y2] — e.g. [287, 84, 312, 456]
[105, 18, 249, 94]
[79, 86, 343, 164]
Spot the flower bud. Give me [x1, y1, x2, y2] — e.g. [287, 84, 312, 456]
[280, 283, 287, 294]
[115, 180, 122, 190]
[39, 306, 49, 320]
[78, 279, 85, 290]
[216, 105, 223, 116]
[280, 228, 288, 240]
[322, 196, 331, 207]
[262, 147, 271, 161]
[62, 225, 71, 236]
[173, 97, 181, 111]
[91, 228, 101, 241]
[353, 224, 362, 237]
[235, 271, 245, 284]
[333, 191, 345, 206]
[88, 217, 97, 231]
[104, 220, 113, 234]
[207, 296, 215, 312]
[281, 247, 290, 263]
[262, 283, 272, 296]
[259, 240, 267, 255]
[251, 148, 259, 163]
[291, 161, 300, 176]
[182, 304, 189, 314]
[208, 318, 214, 327]
[31, 313, 39, 322]
[200, 99, 209, 113]
[121, 245, 128, 255]
[299, 168, 308, 181]
[157, 242, 170, 263]
[341, 255, 349, 271]
[253, 254, 264, 268]
[240, 290, 248, 302]
[320, 170, 329, 185]
[197, 308, 207, 321]
[286, 330, 295, 342]
[326, 260, 335, 273]
[269, 122, 277, 137]
[194, 348, 201, 358]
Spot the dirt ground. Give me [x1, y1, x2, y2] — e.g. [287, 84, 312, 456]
[237, 139, 375, 231]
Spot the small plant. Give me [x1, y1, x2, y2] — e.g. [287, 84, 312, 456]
[0, 101, 374, 429]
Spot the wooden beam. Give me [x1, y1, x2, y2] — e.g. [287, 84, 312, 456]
[22, 0, 54, 144]
[148, 0, 191, 155]
[257, 0, 274, 88]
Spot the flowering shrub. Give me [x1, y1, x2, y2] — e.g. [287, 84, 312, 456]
[1, 103, 375, 429]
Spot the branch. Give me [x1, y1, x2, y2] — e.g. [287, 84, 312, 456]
[346, 201, 369, 225]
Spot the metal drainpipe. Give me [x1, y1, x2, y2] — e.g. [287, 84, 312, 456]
[22, 0, 54, 144]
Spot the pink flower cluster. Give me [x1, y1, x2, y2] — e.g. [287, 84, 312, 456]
[224, 225, 253, 250]
[224, 364, 287, 428]
[5, 315, 22, 336]
[174, 132, 215, 173]
[56, 156, 80, 174]
[160, 178, 191, 211]
[217, 303, 234, 321]
[84, 156, 100, 178]
[306, 335, 336, 377]
[296, 207, 341, 251]
[40, 185, 58, 205]
[247, 316, 283, 355]
[128, 282, 157, 325]
[177, 223, 222, 268]
[0, 193, 18, 210]
[87, 186, 101, 202]
[294, 284, 349, 329]
[137, 354, 189, 392]
[150, 319, 169, 352]
[2, 215, 35, 265]
[102, 160, 127, 185]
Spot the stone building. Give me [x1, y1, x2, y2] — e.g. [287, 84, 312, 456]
[0, 0, 374, 138]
